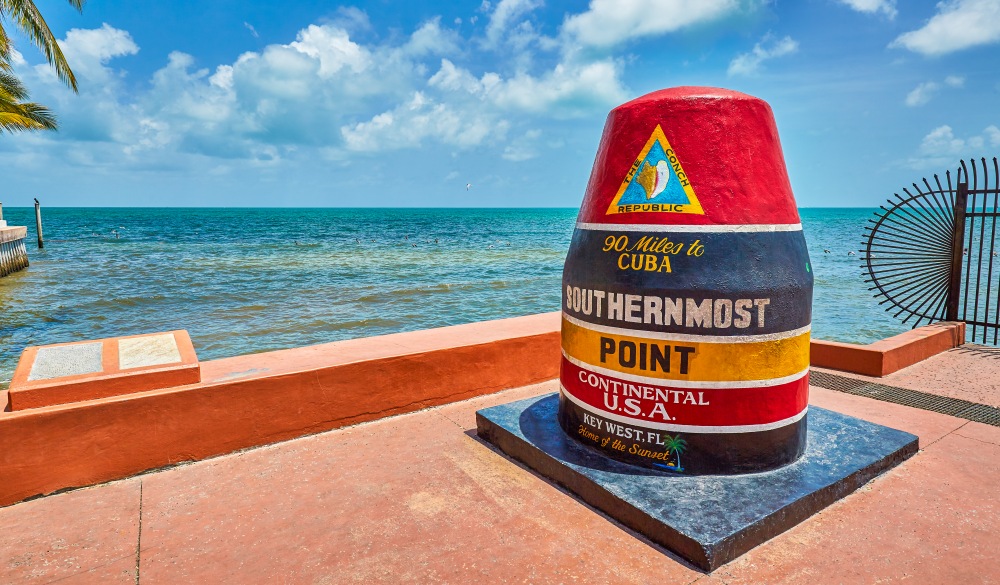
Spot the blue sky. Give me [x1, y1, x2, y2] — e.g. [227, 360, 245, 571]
[2, 0, 999, 207]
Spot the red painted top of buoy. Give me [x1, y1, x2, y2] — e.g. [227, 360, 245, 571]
[577, 86, 801, 226]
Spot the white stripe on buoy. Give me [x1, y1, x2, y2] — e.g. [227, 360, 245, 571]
[575, 222, 802, 233]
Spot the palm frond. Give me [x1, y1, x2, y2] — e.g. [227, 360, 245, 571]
[0, 0, 78, 91]
[11, 100, 56, 128]
[0, 44, 58, 132]
[0, 22, 11, 58]
[0, 70, 28, 100]
[0, 102, 57, 132]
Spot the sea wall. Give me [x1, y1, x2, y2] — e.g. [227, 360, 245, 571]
[0, 312, 964, 508]
[0, 226, 29, 277]
[810, 322, 966, 376]
[0, 313, 561, 507]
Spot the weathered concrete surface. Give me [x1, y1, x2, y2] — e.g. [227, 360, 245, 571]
[136, 380, 701, 584]
[118, 334, 181, 370]
[814, 343, 1000, 408]
[28, 343, 103, 381]
[0, 378, 996, 583]
[0, 226, 27, 244]
[0, 479, 140, 584]
[717, 420, 1000, 585]
[809, 387, 968, 446]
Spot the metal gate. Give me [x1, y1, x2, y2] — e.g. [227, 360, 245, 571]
[863, 157, 1000, 344]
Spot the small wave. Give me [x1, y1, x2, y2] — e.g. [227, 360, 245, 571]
[87, 295, 170, 308]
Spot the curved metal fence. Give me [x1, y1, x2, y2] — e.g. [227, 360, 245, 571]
[863, 157, 1000, 344]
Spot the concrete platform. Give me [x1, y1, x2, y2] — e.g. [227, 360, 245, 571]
[8, 331, 200, 411]
[0, 379, 997, 583]
[0, 226, 29, 278]
[477, 394, 918, 571]
[0, 225, 26, 244]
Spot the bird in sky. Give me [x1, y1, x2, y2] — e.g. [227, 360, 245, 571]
[466, 183, 472, 191]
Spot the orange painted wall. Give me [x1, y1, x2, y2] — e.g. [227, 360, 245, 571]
[810, 322, 965, 377]
[0, 313, 964, 508]
[0, 313, 560, 508]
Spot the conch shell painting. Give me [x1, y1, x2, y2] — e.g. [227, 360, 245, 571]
[635, 160, 671, 199]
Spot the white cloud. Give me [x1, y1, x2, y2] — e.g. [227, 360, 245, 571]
[123, 117, 171, 156]
[6, 0, 790, 180]
[905, 82, 939, 106]
[905, 75, 966, 106]
[921, 125, 983, 155]
[340, 91, 506, 151]
[502, 129, 542, 161]
[14, 25, 142, 146]
[485, 0, 543, 47]
[427, 57, 626, 119]
[727, 35, 798, 76]
[9, 9, 643, 177]
[907, 124, 1000, 169]
[52, 23, 139, 83]
[9, 48, 26, 66]
[891, 0, 1000, 56]
[428, 59, 494, 94]
[403, 19, 462, 57]
[986, 125, 1000, 146]
[490, 60, 627, 116]
[835, 0, 897, 18]
[563, 0, 743, 49]
[287, 25, 371, 78]
[329, 7, 372, 32]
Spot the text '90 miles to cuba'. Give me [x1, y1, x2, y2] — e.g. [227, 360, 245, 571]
[601, 234, 703, 273]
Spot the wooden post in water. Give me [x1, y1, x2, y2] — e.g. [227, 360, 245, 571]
[34, 198, 44, 249]
[0, 201, 4, 222]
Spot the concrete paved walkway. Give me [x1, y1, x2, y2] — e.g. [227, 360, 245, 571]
[815, 344, 1000, 408]
[2, 375, 998, 583]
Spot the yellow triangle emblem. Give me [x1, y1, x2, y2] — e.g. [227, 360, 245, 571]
[606, 125, 704, 215]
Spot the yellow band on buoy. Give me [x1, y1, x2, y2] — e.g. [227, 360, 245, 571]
[561, 317, 809, 382]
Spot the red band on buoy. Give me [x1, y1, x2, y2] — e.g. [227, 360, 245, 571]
[561, 356, 808, 430]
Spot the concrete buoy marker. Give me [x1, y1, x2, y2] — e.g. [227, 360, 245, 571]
[558, 87, 812, 475]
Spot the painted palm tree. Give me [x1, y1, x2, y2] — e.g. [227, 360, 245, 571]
[1, 0, 83, 133]
[663, 434, 688, 471]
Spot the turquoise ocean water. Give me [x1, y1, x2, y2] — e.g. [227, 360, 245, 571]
[0, 207, 904, 388]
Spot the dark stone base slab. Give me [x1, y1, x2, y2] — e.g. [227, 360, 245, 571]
[476, 393, 918, 571]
